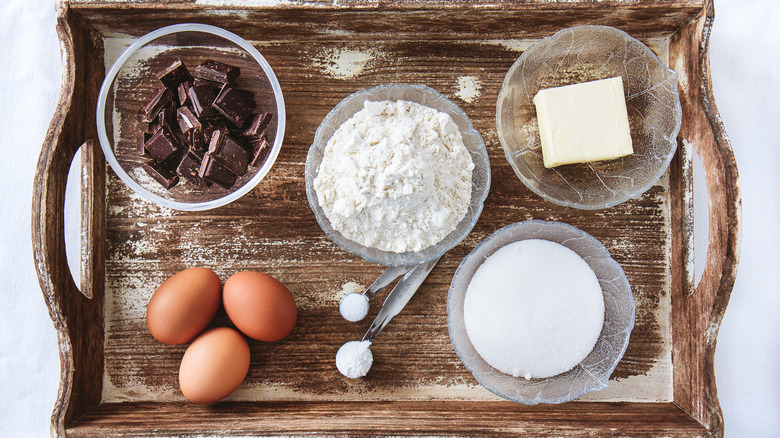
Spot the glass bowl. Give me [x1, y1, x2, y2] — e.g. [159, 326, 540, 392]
[304, 84, 491, 267]
[496, 25, 682, 210]
[96, 23, 285, 211]
[447, 220, 635, 404]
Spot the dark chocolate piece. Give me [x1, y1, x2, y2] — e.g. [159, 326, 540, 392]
[156, 59, 193, 88]
[177, 81, 192, 106]
[176, 149, 205, 186]
[173, 128, 190, 151]
[193, 60, 240, 84]
[248, 137, 271, 168]
[198, 154, 238, 189]
[149, 107, 175, 133]
[241, 112, 273, 140]
[189, 129, 207, 154]
[137, 132, 152, 157]
[188, 83, 220, 120]
[202, 119, 230, 140]
[140, 87, 173, 122]
[194, 77, 223, 88]
[213, 85, 256, 127]
[207, 131, 249, 176]
[142, 160, 179, 189]
[161, 146, 187, 172]
[145, 125, 182, 162]
[177, 106, 202, 137]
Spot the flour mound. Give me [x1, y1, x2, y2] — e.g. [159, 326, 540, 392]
[314, 100, 474, 253]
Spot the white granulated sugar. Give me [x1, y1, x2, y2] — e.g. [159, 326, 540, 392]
[463, 239, 605, 380]
[336, 340, 373, 378]
[339, 292, 369, 322]
[313, 100, 474, 253]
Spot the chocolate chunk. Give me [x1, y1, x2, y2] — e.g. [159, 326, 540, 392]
[241, 112, 273, 141]
[248, 137, 271, 168]
[207, 131, 249, 176]
[177, 81, 192, 106]
[156, 60, 193, 88]
[150, 107, 175, 133]
[213, 85, 256, 127]
[194, 60, 240, 84]
[198, 154, 238, 189]
[137, 132, 152, 157]
[142, 160, 179, 189]
[140, 87, 174, 122]
[202, 119, 230, 140]
[145, 124, 182, 162]
[189, 129, 207, 154]
[176, 149, 206, 186]
[194, 77, 223, 88]
[177, 106, 202, 137]
[161, 146, 188, 172]
[188, 83, 220, 120]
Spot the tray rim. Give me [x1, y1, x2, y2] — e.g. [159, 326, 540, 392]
[31, 0, 741, 436]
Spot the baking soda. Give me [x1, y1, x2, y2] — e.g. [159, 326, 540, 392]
[339, 292, 369, 322]
[336, 340, 373, 378]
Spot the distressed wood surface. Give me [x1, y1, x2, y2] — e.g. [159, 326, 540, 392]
[71, 1, 704, 42]
[32, 0, 740, 436]
[31, 5, 106, 436]
[668, 0, 741, 435]
[69, 401, 708, 437]
[103, 36, 672, 402]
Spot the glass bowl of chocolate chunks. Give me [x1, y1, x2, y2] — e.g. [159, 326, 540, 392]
[97, 23, 285, 210]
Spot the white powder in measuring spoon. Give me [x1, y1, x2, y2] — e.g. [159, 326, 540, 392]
[463, 239, 605, 379]
[339, 292, 370, 322]
[313, 100, 474, 253]
[336, 340, 373, 378]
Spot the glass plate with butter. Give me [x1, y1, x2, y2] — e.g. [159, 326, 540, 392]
[496, 25, 682, 210]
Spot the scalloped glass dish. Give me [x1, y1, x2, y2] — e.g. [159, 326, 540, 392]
[304, 84, 491, 267]
[96, 23, 285, 211]
[496, 25, 682, 210]
[447, 220, 635, 404]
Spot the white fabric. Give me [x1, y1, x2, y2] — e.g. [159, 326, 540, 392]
[0, 0, 777, 436]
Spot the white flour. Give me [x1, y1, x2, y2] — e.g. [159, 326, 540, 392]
[314, 100, 474, 253]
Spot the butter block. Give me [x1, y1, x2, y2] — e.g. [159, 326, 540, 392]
[533, 77, 633, 168]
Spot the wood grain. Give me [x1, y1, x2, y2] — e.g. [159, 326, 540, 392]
[68, 401, 709, 437]
[70, 1, 703, 42]
[102, 38, 672, 403]
[32, 0, 740, 436]
[668, 0, 741, 435]
[31, 6, 106, 437]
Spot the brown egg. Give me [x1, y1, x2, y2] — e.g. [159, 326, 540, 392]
[179, 327, 250, 404]
[223, 271, 297, 341]
[146, 267, 222, 345]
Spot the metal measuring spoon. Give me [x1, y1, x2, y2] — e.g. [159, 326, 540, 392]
[336, 257, 440, 378]
[339, 265, 410, 322]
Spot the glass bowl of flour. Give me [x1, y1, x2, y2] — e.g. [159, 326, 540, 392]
[447, 220, 635, 404]
[305, 84, 490, 267]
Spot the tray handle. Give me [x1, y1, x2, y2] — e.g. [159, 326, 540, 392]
[31, 6, 105, 436]
[673, 2, 741, 315]
[669, 1, 741, 434]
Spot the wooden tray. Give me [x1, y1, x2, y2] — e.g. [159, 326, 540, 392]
[32, 1, 741, 436]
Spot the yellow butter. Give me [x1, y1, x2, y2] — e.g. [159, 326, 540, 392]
[533, 77, 633, 168]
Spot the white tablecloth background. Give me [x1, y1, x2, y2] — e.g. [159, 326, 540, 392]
[2, 0, 777, 436]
